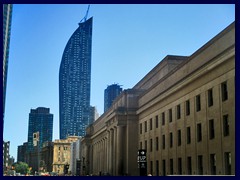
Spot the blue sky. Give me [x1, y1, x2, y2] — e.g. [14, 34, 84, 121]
[3, 4, 235, 160]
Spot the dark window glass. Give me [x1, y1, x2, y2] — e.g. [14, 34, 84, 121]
[196, 95, 201, 112]
[170, 159, 174, 175]
[208, 89, 213, 107]
[186, 100, 190, 116]
[155, 115, 159, 128]
[162, 160, 166, 176]
[162, 135, 165, 149]
[169, 109, 172, 122]
[145, 121, 147, 132]
[210, 154, 216, 175]
[170, 132, 173, 148]
[178, 158, 182, 175]
[223, 114, 230, 136]
[178, 130, 181, 146]
[156, 137, 159, 151]
[221, 82, 228, 101]
[225, 152, 231, 175]
[209, 119, 215, 139]
[198, 155, 203, 175]
[156, 160, 159, 176]
[140, 123, 142, 134]
[197, 123, 202, 142]
[177, 105, 181, 119]
[162, 112, 165, 125]
[150, 118, 152, 130]
[187, 156, 192, 175]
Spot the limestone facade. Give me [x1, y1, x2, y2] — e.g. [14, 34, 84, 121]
[138, 22, 235, 175]
[81, 22, 235, 176]
[52, 136, 80, 175]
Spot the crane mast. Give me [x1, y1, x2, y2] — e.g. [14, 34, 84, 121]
[80, 5, 90, 23]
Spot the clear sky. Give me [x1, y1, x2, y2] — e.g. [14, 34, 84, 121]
[3, 4, 235, 160]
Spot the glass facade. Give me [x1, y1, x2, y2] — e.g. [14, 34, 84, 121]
[27, 107, 53, 152]
[104, 83, 122, 112]
[59, 17, 93, 139]
[3, 4, 13, 131]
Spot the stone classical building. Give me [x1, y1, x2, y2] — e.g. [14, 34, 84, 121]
[52, 136, 80, 175]
[137, 22, 235, 175]
[81, 22, 235, 176]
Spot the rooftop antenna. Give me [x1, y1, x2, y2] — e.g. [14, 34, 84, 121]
[80, 5, 90, 23]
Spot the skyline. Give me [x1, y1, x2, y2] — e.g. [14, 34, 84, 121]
[3, 4, 235, 160]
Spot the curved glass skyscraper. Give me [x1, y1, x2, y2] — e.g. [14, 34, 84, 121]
[59, 17, 93, 139]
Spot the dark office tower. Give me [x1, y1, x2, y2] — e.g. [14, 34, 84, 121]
[104, 84, 123, 112]
[59, 17, 93, 139]
[3, 4, 13, 131]
[27, 107, 53, 152]
[17, 142, 28, 163]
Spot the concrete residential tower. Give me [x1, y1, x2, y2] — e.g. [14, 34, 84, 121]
[59, 14, 93, 139]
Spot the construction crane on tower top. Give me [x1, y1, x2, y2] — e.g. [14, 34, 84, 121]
[79, 5, 90, 23]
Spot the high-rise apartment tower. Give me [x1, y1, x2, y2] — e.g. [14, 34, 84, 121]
[104, 84, 123, 112]
[59, 15, 93, 139]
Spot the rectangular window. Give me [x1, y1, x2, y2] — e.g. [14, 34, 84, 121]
[170, 132, 173, 148]
[225, 152, 231, 175]
[178, 130, 181, 146]
[178, 158, 182, 175]
[210, 154, 216, 175]
[150, 139, 153, 152]
[162, 135, 165, 149]
[198, 155, 203, 175]
[156, 160, 159, 176]
[187, 127, 191, 144]
[155, 115, 159, 128]
[140, 123, 142, 134]
[197, 123, 202, 142]
[169, 109, 173, 122]
[145, 140, 147, 150]
[208, 89, 213, 107]
[221, 81, 228, 101]
[145, 121, 147, 132]
[186, 100, 190, 116]
[187, 156, 192, 175]
[150, 118, 152, 130]
[209, 119, 215, 139]
[177, 105, 181, 119]
[156, 137, 159, 151]
[162, 112, 165, 125]
[150, 161, 153, 175]
[196, 95, 201, 112]
[170, 159, 174, 175]
[223, 114, 230, 136]
[162, 160, 166, 176]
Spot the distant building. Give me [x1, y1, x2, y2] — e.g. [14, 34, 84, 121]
[104, 84, 123, 112]
[52, 136, 80, 175]
[17, 142, 28, 163]
[89, 106, 99, 124]
[3, 141, 10, 172]
[70, 137, 81, 175]
[59, 16, 93, 139]
[41, 141, 54, 173]
[3, 4, 13, 131]
[26, 107, 53, 172]
[27, 107, 53, 152]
